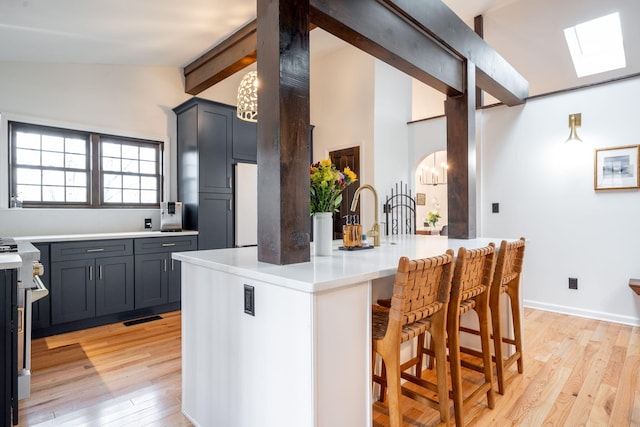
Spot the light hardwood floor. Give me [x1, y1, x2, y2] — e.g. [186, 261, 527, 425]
[17, 308, 640, 426]
[18, 311, 192, 426]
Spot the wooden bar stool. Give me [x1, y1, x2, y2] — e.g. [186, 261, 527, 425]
[490, 237, 526, 394]
[417, 244, 497, 427]
[457, 238, 526, 395]
[372, 250, 455, 427]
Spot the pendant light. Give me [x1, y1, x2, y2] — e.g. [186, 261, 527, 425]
[237, 71, 258, 122]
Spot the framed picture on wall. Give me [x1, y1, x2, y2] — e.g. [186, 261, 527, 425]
[416, 193, 426, 205]
[594, 145, 640, 190]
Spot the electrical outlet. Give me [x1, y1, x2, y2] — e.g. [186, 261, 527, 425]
[492, 203, 499, 213]
[244, 284, 255, 316]
[144, 218, 152, 229]
[569, 277, 578, 290]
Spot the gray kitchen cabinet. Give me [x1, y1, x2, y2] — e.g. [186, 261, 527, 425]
[50, 240, 134, 325]
[1, 268, 17, 426]
[198, 193, 233, 250]
[134, 253, 168, 309]
[232, 115, 257, 162]
[175, 98, 255, 250]
[134, 236, 197, 308]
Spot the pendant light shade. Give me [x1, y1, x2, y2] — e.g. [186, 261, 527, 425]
[565, 113, 582, 143]
[237, 71, 258, 122]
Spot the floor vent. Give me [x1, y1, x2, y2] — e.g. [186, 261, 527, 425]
[123, 315, 163, 327]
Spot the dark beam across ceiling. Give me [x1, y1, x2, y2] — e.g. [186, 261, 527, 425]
[386, 0, 528, 105]
[184, 20, 257, 95]
[309, 0, 463, 96]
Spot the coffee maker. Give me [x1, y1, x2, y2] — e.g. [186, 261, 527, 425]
[160, 201, 183, 232]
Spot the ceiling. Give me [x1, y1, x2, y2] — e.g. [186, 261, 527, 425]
[0, 0, 638, 97]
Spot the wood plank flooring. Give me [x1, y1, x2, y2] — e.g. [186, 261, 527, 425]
[16, 308, 640, 426]
[17, 311, 192, 426]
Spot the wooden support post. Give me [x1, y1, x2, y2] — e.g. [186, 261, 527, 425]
[446, 60, 476, 239]
[474, 15, 484, 109]
[256, 0, 311, 265]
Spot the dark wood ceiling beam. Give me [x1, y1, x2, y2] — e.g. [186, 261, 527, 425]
[309, 0, 463, 96]
[384, 0, 529, 106]
[184, 20, 257, 95]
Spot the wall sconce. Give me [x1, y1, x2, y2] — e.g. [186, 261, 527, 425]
[565, 113, 582, 143]
[237, 71, 258, 122]
[419, 158, 448, 186]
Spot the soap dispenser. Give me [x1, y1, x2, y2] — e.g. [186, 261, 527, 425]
[343, 215, 355, 248]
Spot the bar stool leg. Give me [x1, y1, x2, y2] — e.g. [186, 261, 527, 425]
[448, 308, 464, 427]
[491, 288, 506, 395]
[477, 291, 496, 409]
[507, 283, 524, 373]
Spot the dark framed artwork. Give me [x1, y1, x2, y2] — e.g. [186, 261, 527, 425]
[594, 145, 640, 190]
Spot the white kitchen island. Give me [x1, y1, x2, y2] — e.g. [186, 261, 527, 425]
[173, 235, 517, 427]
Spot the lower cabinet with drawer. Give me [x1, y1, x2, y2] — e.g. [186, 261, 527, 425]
[32, 234, 197, 337]
[134, 236, 197, 309]
[50, 239, 134, 325]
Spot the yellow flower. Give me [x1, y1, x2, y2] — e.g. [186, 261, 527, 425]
[343, 166, 357, 182]
[321, 158, 332, 167]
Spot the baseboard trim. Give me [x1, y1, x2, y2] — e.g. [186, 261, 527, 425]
[524, 299, 640, 327]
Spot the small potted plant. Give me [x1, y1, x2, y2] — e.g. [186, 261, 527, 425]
[426, 210, 441, 234]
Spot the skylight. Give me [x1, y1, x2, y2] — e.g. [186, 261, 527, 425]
[564, 12, 626, 78]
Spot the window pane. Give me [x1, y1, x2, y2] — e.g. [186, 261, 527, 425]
[16, 168, 41, 185]
[123, 175, 139, 189]
[122, 159, 139, 173]
[42, 152, 64, 167]
[65, 138, 86, 154]
[65, 153, 86, 169]
[43, 170, 65, 186]
[42, 135, 64, 152]
[141, 190, 156, 203]
[16, 132, 40, 150]
[104, 188, 122, 203]
[141, 177, 156, 190]
[66, 172, 87, 187]
[104, 174, 122, 188]
[16, 148, 41, 166]
[66, 187, 86, 202]
[140, 160, 156, 174]
[17, 184, 41, 201]
[123, 189, 139, 203]
[11, 122, 160, 208]
[140, 147, 156, 161]
[43, 186, 65, 202]
[103, 157, 121, 172]
[102, 142, 121, 157]
[122, 145, 138, 160]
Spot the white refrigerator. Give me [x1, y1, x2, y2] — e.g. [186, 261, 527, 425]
[234, 163, 258, 247]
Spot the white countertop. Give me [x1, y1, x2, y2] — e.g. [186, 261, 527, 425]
[173, 235, 514, 293]
[14, 230, 198, 243]
[0, 241, 39, 270]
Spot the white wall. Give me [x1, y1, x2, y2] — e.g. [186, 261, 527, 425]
[373, 60, 412, 233]
[409, 76, 640, 326]
[0, 61, 235, 237]
[310, 46, 376, 229]
[0, 62, 193, 235]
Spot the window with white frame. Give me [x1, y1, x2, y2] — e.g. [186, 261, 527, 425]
[9, 122, 163, 208]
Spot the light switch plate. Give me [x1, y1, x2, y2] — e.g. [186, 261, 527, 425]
[244, 284, 255, 316]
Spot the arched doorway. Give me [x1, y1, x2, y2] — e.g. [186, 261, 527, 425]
[414, 150, 448, 233]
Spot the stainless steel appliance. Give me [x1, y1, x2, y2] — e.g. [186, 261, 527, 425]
[160, 201, 183, 232]
[15, 242, 47, 400]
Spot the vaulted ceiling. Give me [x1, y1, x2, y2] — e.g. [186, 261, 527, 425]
[1, 0, 638, 98]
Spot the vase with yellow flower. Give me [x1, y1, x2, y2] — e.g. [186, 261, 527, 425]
[310, 159, 357, 255]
